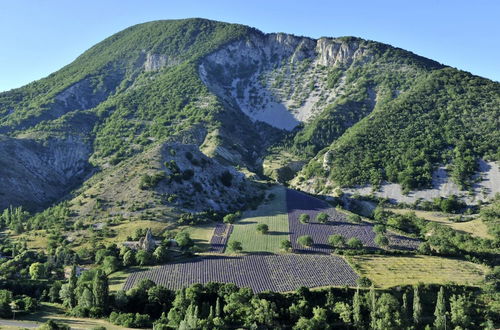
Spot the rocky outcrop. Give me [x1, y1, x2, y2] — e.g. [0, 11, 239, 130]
[71, 142, 260, 220]
[144, 52, 179, 71]
[199, 32, 372, 130]
[0, 135, 93, 210]
[315, 38, 369, 66]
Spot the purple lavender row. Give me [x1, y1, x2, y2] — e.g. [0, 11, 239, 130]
[286, 189, 419, 253]
[122, 254, 358, 293]
[209, 223, 233, 253]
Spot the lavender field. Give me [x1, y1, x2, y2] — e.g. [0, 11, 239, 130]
[286, 189, 420, 253]
[209, 223, 233, 253]
[123, 254, 358, 292]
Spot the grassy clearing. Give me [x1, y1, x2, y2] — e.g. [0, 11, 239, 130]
[108, 266, 150, 292]
[178, 223, 215, 251]
[449, 219, 492, 239]
[10, 302, 134, 329]
[10, 229, 48, 250]
[348, 255, 489, 288]
[389, 208, 492, 239]
[107, 220, 169, 243]
[227, 185, 289, 253]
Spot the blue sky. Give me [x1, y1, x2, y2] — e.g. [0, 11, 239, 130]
[0, 0, 499, 92]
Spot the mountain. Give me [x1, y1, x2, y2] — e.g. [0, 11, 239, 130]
[0, 18, 498, 216]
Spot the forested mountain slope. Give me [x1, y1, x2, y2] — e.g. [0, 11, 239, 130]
[0, 18, 498, 213]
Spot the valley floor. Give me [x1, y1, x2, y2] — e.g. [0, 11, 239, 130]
[119, 185, 491, 292]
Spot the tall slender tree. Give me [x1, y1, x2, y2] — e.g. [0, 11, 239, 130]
[68, 265, 78, 308]
[402, 291, 409, 328]
[412, 285, 423, 326]
[449, 294, 471, 329]
[92, 269, 109, 312]
[353, 287, 363, 328]
[369, 286, 377, 329]
[434, 287, 447, 330]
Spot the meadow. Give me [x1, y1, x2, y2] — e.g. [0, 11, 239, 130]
[348, 255, 489, 288]
[226, 185, 289, 253]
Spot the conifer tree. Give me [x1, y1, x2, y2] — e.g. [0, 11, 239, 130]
[68, 265, 78, 308]
[434, 287, 447, 330]
[369, 286, 377, 329]
[215, 297, 221, 317]
[402, 291, 409, 328]
[353, 287, 363, 328]
[413, 285, 422, 326]
[92, 269, 109, 312]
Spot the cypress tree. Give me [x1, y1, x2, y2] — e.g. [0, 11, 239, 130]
[413, 285, 422, 326]
[79, 287, 94, 309]
[215, 297, 221, 317]
[353, 287, 363, 328]
[402, 291, 409, 327]
[68, 265, 78, 308]
[92, 269, 109, 312]
[434, 287, 447, 330]
[369, 286, 377, 329]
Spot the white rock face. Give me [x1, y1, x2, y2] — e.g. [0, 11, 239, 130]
[144, 52, 179, 71]
[343, 160, 500, 204]
[199, 33, 372, 130]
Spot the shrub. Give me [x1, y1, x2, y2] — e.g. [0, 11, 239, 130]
[228, 241, 243, 252]
[280, 239, 292, 252]
[109, 311, 151, 328]
[417, 242, 432, 255]
[299, 214, 310, 224]
[328, 234, 345, 248]
[256, 223, 269, 234]
[374, 234, 389, 248]
[175, 232, 194, 249]
[223, 213, 238, 224]
[38, 320, 70, 330]
[136, 250, 152, 266]
[182, 169, 194, 180]
[373, 224, 386, 235]
[357, 276, 372, 287]
[316, 212, 329, 223]
[297, 235, 313, 247]
[139, 172, 166, 190]
[220, 170, 233, 187]
[347, 237, 363, 249]
[348, 214, 362, 223]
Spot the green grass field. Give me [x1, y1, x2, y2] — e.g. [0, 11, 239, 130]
[108, 266, 150, 292]
[178, 223, 215, 251]
[348, 255, 489, 288]
[227, 185, 289, 253]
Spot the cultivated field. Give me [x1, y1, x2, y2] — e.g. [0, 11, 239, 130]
[227, 185, 289, 253]
[286, 189, 419, 253]
[349, 255, 489, 288]
[123, 254, 358, 293]
[210, 223, 233, 253]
